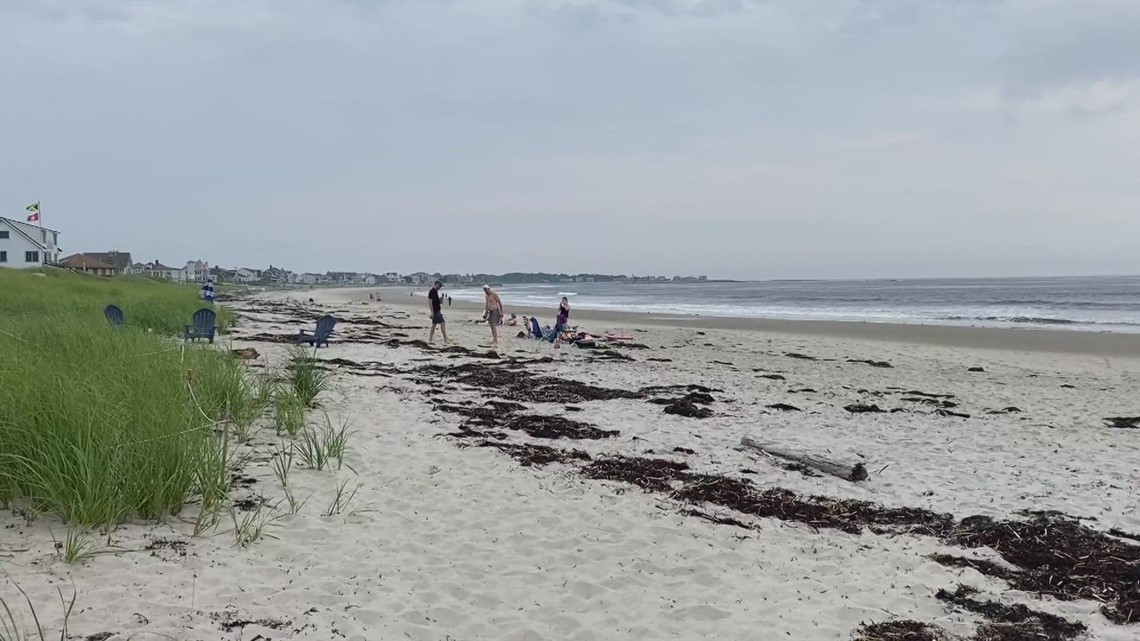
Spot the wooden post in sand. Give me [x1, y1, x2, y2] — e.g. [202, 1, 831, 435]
[740, 436, 869, 482]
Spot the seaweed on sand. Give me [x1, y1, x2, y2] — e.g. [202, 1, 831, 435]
[474, 441, 591, 466]
[417, 362, 643, 404]
[506, 414, 619, 440]
[949, 513, 1140, 624]
[580, 456, 691, 492]
[852, 620, 944, 641]
[935, 585, 1086, 641]
[674, 476, 954, 537]
[437, 399, 617, 440]
[435, 401, 526, 427]
[663, 399, 714, 418]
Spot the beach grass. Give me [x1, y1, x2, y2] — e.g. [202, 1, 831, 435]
[0, 581, 75, 641]
[286, 347, 331, 408]
[0, 268, 233, 334]
[273, 390, 307, 437]
[0, 268, 246, 528]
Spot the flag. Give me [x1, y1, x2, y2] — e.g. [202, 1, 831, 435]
[25, 202, 40, 223]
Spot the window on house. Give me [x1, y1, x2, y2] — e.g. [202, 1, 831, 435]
[25, 251, 39, 263]
[0, 231, 8, 239]
[0, 251, 7, 262]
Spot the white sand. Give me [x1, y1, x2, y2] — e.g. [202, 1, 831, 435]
[3, 287, 1139, 640]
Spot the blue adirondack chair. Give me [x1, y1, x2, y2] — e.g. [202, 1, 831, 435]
[298, 314, 337, 348]
[104, 304, 126, 327]
[184, 308, 217, 344]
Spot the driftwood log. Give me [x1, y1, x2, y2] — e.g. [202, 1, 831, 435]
[741, 436, 869, 482]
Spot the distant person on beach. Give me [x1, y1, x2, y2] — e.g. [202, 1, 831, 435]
[483, 285, 504, 346]
[428, 281, 449, 345]
[448, 295, 452, 307]
[548, 297, 570, 343]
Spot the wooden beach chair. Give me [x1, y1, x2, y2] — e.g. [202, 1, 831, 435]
[298, 314, 336, 348]
[104, 304, 126, 328]
[184, 308, 217, 344]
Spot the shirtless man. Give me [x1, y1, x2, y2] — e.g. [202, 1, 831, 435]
[427, 281, 450, 345]
[482, 285, 504, 346]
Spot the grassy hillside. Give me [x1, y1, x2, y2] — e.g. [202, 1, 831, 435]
[0, 267, 233, 333]
[0, 268, 249, 527]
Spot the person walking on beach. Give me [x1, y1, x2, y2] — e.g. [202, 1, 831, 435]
[447, 295, 452, 307]
[483, 285, 504, 346]
[548, 296, 570, 344]
[428, 280, 450, 345]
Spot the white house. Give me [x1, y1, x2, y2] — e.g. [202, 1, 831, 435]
[0, 218, 61, 269]
[181, 260, 209, 283]
[235, 268, 261, 283]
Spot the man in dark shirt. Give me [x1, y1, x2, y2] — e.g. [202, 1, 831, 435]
[428, 280, 449, 344]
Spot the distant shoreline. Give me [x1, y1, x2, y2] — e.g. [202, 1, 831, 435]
[304, 287, 1140, 357]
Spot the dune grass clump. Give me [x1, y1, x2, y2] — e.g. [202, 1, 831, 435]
[0, 269, 246, 528]
[286, 347, 331, 407]
[273, 390, 307, 437]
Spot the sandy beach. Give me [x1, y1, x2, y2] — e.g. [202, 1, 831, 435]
[3, 287, 1139, 640]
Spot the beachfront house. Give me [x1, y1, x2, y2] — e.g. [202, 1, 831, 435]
[263, 266, 294, 284]
[181, 260, 209, 283]
[77, 251, 134, 275]
[234, 268, 260, 283]
[0, 217, 62, 269]
[141, 260, 180, 280]
[60, 253, 119, 277]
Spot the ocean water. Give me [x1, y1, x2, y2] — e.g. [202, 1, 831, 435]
[446, 276, 1140, 333]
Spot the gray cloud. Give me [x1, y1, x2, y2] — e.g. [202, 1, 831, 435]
[1, 0, 1137, 279]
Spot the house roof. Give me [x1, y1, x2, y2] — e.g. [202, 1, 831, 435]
[61, 253, 118, 270]
[82, 251, 132, 270]
[144, 261, 177, 271]
[0, 217, 58, 250]
[0, 217, 61, 234]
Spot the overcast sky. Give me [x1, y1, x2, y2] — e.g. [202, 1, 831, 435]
[2, 0, 1138, 279]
